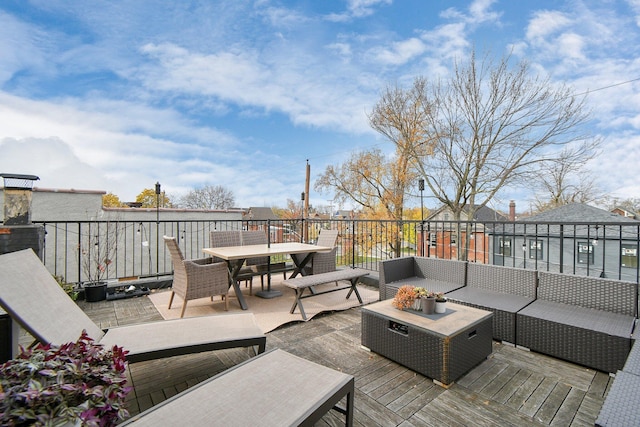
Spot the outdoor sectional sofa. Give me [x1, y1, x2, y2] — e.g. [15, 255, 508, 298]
[378, 256, 467, 300]
[517, 271, 637, 374]
[380, 256, 639, 374]
[446, 263, 537, 344]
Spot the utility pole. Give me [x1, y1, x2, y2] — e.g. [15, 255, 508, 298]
[304, 160, 310, 242]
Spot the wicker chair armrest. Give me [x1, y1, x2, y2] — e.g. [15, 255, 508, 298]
[189, 257, 214, 266]
[183, 259, 228, 276]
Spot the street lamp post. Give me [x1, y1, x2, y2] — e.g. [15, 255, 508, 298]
[300, 192, 305, 243]
[419, 179, 424, 257]
[155, 182, 161, 278]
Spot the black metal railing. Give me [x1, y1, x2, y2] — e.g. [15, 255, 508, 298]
[35, 218, 640, 285]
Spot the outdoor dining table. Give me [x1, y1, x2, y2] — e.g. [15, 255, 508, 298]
[202, 242, 332, 310]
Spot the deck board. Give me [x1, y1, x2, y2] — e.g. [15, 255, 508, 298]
[63, 290, 612, 426]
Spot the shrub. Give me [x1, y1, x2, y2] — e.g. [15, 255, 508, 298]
[0, 331, 131, 426]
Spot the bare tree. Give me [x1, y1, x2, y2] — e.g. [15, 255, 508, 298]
[177, 185, 235, 209]
[408, 51, 597, 223]
[316, 78, 435, 222]
[531, 142, 602, 212]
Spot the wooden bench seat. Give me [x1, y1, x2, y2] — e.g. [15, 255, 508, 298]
[121, 348, 355, 426]
[283, 268, 369, 320]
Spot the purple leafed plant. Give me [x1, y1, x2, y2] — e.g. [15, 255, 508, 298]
[0, 330, 131, 426]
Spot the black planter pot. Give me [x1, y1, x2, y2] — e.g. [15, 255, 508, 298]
[84, 282, 107, 302]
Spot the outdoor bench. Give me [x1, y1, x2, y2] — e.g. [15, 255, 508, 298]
[121, 348, 355, 426]
[446, 263, 537, 344]
[379, 256, 467, 300]
[283, 268, 369, 320]
[517, 271, 638, 373]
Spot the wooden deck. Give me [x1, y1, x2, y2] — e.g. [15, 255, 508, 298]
[74, 293, 611, 426]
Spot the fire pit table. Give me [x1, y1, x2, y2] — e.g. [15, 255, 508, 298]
[361, 300, 493, 386]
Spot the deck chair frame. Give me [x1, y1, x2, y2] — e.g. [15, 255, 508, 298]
[0, 249, 266, 363]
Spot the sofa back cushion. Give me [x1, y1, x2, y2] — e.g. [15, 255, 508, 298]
[414, 257, 467, 285]
[378, 257, 416, 285]
[467, 263, 537, 299]
[538, 271, 637, 316]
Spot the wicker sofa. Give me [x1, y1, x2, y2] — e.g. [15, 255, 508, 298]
[517, 271, 638, 373]
[379, 256, 466, 301]
[596, 341, 640, 426]
[446, 263, 537, 344]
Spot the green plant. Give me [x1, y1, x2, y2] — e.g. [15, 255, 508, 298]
[392, 285, 418, 310]
[0, 331, 131, 426]
[434, 292, 446, 302]
[54, 275, 78, 301]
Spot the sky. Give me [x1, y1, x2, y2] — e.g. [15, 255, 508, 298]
[0, 0, 639, 213]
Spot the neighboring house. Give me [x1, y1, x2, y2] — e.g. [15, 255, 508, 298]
[490, 203, 639, 282]
[612, 206, 638, 219]
[424, 205, 509, 263]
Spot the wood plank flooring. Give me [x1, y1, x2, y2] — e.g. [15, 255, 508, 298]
[71, 293, 610, 426]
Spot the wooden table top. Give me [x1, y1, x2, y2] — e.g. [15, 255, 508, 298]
[202, 242, 332, 260]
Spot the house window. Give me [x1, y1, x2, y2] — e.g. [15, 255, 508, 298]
[621, 244, 638, 268]
[577, 241, 594, 264]
[529, 239, 543, 260]
[497, 237, 512, 257]
[429, 232, 437, 248]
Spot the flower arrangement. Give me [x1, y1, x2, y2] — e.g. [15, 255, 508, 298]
[0, 330, 131, 426]
[414, 287, 431, 298]
[392, 285, 418, 310]
[434, 292, 446, 302]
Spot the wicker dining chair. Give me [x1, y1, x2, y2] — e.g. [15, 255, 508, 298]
[292, 229, 339, 276]
[210, 230, 256, 293]
[164, 236, 231, 317]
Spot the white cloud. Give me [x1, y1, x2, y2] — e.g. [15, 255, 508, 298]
[137, 42, 373, 134]
[370, 38, 427, 66]
[526, 10, 571, 42]
[0, 12, 48, 85]
[0, 91, 293, 204]
[325, 0, 392, 22]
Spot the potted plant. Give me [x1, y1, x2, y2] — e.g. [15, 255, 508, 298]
[79, 216, 121, 302]
[434, 292, 447, 314]
[422, 290, 436, 314]
[0, 330, 131, 426]
[392, 285, 418, 310]
[413, 287, 429, 310]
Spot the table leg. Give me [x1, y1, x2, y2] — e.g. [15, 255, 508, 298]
[228, 260, 249, 310]
[345, 277, 363, 303]
[255, 257, 283, 299]
[289, 252, 315, 278]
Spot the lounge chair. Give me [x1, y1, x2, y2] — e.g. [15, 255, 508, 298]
[0, 249, 266, 363]
[164, 236, 230, 317]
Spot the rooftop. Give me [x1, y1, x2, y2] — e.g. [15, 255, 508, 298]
[68, 283, 610, 426]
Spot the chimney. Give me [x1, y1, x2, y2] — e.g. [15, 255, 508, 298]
[509, 200, 516, 222]
[0, 173, 44, 260]
[1, 173, 39, 225]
